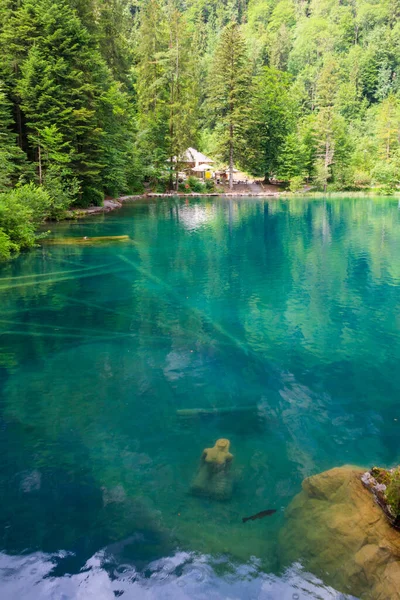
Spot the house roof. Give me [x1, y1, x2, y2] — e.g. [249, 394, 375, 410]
[183, 147, 214, 164]
[191, 163, 214, 172]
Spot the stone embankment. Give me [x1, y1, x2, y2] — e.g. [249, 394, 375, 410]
[68, 198, 125, 217]
[143, 191, 280, 197]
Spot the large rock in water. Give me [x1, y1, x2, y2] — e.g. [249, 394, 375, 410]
[279, 466, 400, 599]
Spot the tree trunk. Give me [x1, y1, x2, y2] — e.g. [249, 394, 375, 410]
[16, 104, 23, 149]
[169, 155, 174, 190]
[38, 143, 42, 185]
[324, 137, 331, 193]
[229, 123, 233, 190]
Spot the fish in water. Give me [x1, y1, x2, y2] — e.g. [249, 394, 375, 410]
[242, 509, 277, 523]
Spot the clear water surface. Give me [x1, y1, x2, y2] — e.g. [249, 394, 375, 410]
[1, 196, 399, 599]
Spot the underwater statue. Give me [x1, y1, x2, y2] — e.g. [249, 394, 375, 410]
[190, 438, 234, 501]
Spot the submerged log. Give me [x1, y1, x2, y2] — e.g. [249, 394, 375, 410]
[43, 235, 131, 246]
[177, 405, 257, 418]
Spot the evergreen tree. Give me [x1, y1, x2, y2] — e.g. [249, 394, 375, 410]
[135, 0, 170, 183]
[165, 1, 199, 188]
[16, 0, 108, 205]
[207, 22, 251, 188]
[0, 83, 17, 190]
[135, 0, 198, 189]
[371, 94, 400, 192]
[376, 94, 400, 160]
[245, 66, 295, 180]
[0, 82, 27, 191]
[313, 57, 340, 191]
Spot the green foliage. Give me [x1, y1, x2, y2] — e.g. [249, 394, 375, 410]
[81, 186, 104, 208]
[0, 228, 17, 260]
[386, 468, 400, 518]
[372, 160, 400, 194]
[0, 180, 79, 260]
[289, 175, 304, 193]
[8, 183, 52, 224]
[0, 0, 137, 207]
[187, 176, 206, 193]
[177, 176, 213, 193]
[43, 166, 80, 220]
[246, 66, 295, 178]
[0, 81, 27, 191]
[135, 0, 199, 189]
[0, 184, 50, 259]
[205, 179, 215, 191]
[206, 22, 252, 188]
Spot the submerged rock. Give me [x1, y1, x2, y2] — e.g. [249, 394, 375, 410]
[19, 469, 42, 493]
[279, 465, 400, 599]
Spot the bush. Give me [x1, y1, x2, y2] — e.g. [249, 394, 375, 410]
[0, 184, 53, 260]
[289, 175, 304, 192]
[80, 186, 104, 207]
[43, 167, 79, 220]
[353, 170, 372, 188]
[10, 183, 52, 223]
[205, 179, 215, 192]
[0, 228, 17, 260]
[187, 176, 206, 193]
[127, 180, 145, 194]
[372, 161, 399, 195]
[0, 191, 37, 255]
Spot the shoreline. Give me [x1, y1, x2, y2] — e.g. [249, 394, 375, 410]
[67, 192, 281, 218]
[68, 190, 400, 218]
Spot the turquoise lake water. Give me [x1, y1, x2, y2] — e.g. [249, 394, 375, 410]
[1, 196, 399, 599]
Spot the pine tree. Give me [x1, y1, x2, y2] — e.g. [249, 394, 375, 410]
[16, 0, 109, 204]
[135, 0, 170, 182]
[165, 1, 199, 188]
[371, 94, 400, 193]
[99, 81, 137, 196]
[0, 81, 27, 191]
[207, 22, 251, 188]
[0, 0, 39, 151]
[245, 66, 295, 179]
[0, 83, 17, 190]
[376, 94, 400, 161]
[313, 57, 340, 192]
[0, 0, 137, 205]
[135, 0, 198, 189]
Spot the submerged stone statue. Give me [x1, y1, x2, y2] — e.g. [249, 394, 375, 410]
[190, 438, 234, 501]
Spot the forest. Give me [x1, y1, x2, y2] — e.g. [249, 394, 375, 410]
[0, 0, 400, 258]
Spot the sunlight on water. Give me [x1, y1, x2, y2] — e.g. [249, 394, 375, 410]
[1, 196, 400, 598]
